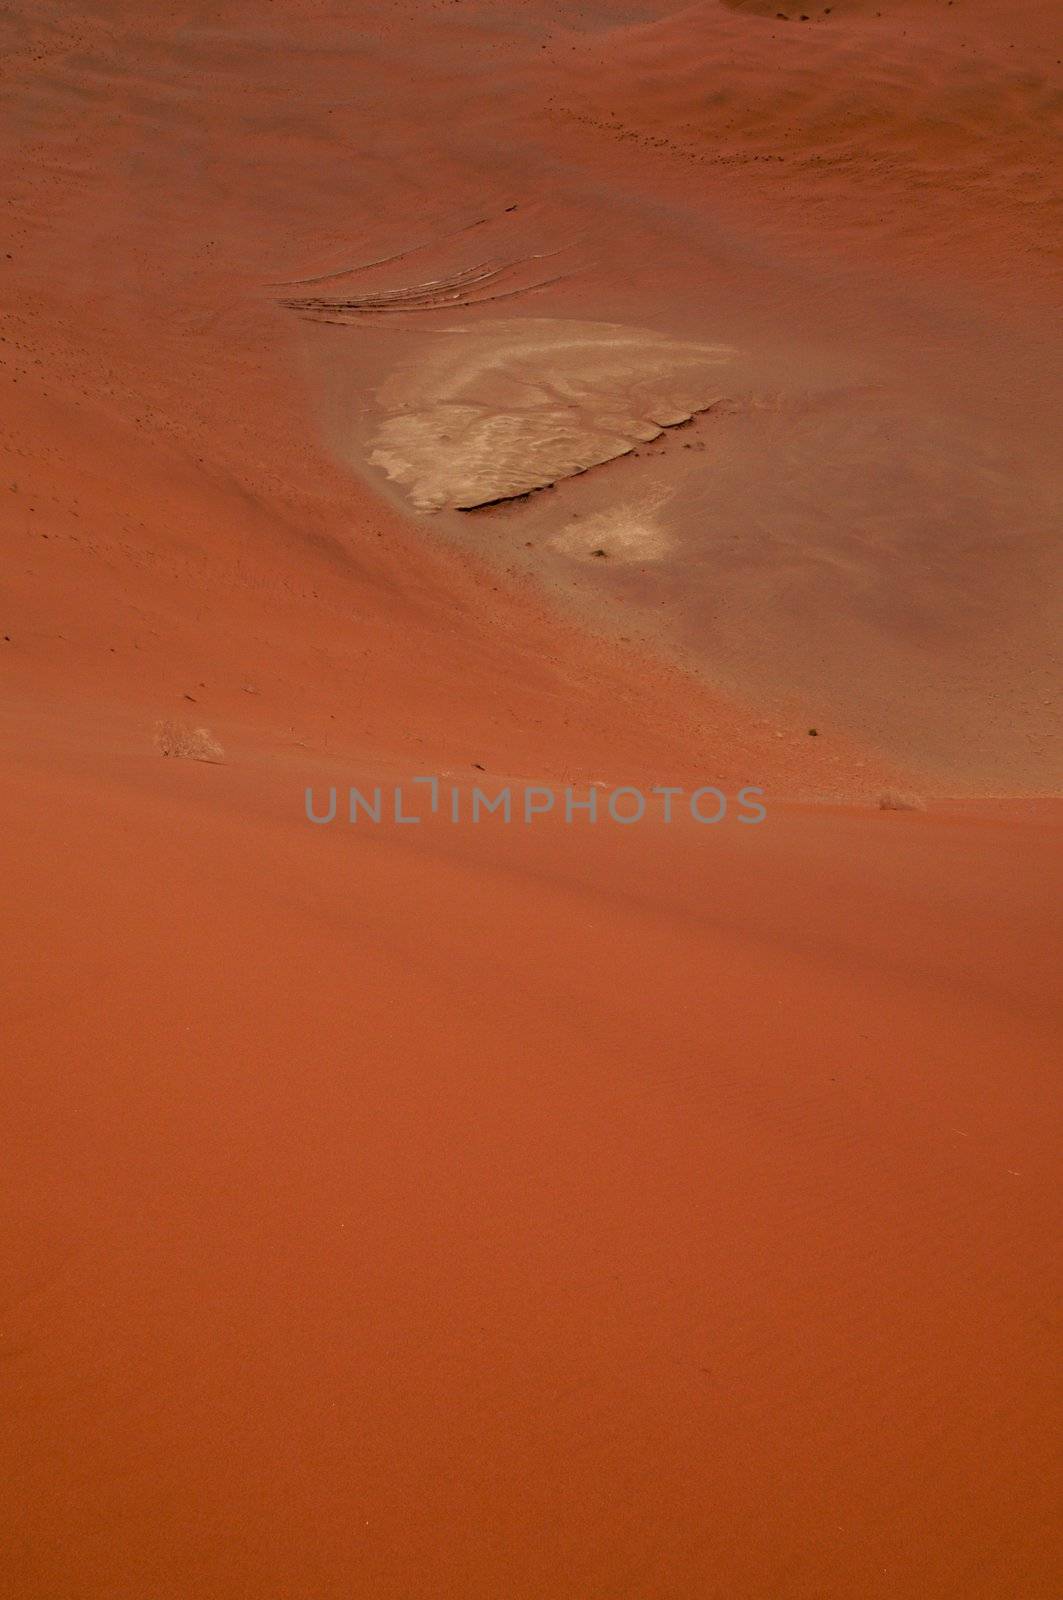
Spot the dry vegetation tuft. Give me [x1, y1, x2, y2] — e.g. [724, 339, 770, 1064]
[878, 790, 925, 812]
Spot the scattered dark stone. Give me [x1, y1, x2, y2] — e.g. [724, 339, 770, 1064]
[808, 728, 818, 736]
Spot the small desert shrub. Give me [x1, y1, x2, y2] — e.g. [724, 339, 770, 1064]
[154, 720, 225, 763]
[878, 790, 924, 812]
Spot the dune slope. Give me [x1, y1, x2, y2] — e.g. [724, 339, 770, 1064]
[1, 2, 1060, 1596]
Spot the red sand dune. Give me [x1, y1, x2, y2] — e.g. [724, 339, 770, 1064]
[1, 2, 1060, 1596]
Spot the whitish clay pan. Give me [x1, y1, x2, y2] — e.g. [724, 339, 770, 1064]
[368, 319, 734, 510]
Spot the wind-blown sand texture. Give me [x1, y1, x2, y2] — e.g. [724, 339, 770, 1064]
[1, 0, 1060, 1596]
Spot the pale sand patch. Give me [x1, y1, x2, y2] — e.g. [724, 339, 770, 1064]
[368, 319, 733, 510]
[550, 493, 676, 564]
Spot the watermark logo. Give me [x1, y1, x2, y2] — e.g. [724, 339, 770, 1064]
[305, 778, 766, 826]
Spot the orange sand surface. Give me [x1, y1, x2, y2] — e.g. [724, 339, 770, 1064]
[2, 2, 1061, 1596]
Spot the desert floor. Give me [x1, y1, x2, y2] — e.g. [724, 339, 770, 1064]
[2, 2, 1060, 1595]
